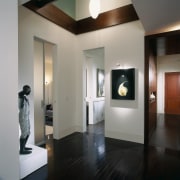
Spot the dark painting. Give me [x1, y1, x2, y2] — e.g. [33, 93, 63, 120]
[111, 68, 135, 100]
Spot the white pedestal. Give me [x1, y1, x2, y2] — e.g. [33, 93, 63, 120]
[19, 144, 47, 179]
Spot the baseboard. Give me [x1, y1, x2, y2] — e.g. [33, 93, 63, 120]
[105, 130, 144, 144]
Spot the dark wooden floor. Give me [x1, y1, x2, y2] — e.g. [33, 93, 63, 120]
[149, 114, 180, 150]
[23, 117, 180, 180]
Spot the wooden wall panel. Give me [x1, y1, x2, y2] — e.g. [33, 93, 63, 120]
[144, 37, 157, 145]
[148, 50, 157, 139]
[166, 35, 180, 55]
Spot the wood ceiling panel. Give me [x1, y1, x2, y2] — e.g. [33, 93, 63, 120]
[24, 2, 138, 34]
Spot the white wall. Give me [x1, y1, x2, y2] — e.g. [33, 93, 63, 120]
[19, 6, 78, 142]
[76, 20, 145, 143]
[0, 1, 19, 180]
[157, 54, 180, 113]
[76, 0, 132, 20]
[19, 3, 145, 145]
[93, 100, 105, 123]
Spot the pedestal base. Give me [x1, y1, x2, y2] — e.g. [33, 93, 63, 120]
[19, 144, 47, 179]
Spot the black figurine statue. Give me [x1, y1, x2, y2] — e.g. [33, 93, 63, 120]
[18, 85, 32, 155]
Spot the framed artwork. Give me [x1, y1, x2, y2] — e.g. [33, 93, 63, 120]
[111, 68, 135, 100]
[97, 69, 105, 97]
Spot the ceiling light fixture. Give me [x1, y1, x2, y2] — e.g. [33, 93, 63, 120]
[89, 0, 100, 19]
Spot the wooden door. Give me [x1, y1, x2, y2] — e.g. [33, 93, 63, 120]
[165, 72, 180, 115]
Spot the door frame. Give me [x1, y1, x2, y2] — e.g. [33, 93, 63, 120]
[34, 37, 56, 145]
[83, 47, 105, 132]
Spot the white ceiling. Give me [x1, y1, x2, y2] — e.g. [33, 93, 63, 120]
[132, 0, 180, 34]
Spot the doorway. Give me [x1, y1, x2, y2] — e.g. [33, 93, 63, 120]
[83, 47, 105, 132]
[145, 30, 180, 148]
[34, 38, 54, 145]
[44, 43, 54, 137]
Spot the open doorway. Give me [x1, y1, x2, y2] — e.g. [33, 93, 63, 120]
[83, 47, 105, 134]
[44, 42, 53, 137]
[145, 30, 180, 150]
[34, 38, 54, 145]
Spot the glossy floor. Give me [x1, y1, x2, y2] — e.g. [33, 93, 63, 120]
[149, 114, 180, 150]
[23, 117, 180, 180]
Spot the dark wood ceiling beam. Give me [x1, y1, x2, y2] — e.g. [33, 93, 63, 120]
[24, 1, 77, 34]
[32, 0, 56, 8]
[77, 4, 139, 34]
[23, 2, 138, 35]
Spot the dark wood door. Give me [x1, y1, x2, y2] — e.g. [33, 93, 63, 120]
[165, 72, 180, 115]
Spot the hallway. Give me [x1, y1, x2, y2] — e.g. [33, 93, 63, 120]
[149, 114, 180, 150]
[23, 120, 180, 180]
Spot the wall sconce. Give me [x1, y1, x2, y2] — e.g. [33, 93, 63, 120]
[116, 63, 121, 67]
[89, 0, 100, 19]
